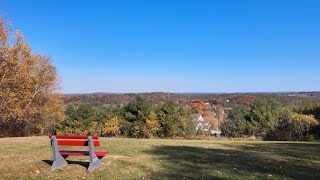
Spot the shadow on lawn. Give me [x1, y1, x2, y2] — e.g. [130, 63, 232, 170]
[42, 160, 89, 168]
[145, 143, 320, 179]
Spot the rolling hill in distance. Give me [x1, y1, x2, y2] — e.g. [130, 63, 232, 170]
[63, 91, 320, 106]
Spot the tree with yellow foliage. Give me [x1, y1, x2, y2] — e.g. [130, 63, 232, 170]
[290, 113, 318, 140]
[102, 116, 120, 137]
[0, 18, 63, 136]
[142, 111, 161, 138]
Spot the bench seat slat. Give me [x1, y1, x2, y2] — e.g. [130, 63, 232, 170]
[57, 139, 100, 146]
[60, 150, 108, 157]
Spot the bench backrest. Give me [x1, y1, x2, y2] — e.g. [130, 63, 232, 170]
[49, 135, 101, 146]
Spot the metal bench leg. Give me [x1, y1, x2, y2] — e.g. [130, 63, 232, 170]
[87, 136, 102, 172]
[51, 136, 68, 170]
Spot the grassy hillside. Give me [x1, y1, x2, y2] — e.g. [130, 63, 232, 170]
[0, 137, 319, 179]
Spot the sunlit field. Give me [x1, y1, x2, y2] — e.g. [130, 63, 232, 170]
[0, 137, 319, 179]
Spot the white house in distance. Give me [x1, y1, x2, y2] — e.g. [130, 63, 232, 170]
[194, 114, 211, 133]
[194, 114, 221, 136]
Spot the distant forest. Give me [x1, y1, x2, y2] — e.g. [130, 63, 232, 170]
[60, 92, 320, 141]
[64, 92, 320, 106]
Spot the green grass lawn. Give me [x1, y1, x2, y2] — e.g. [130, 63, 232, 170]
[0, 137, 319, 180]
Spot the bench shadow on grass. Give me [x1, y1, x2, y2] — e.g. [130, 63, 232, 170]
[42, 156, 105, 169]
[145, 143, 320, 179]
[42, 159, 89, 169]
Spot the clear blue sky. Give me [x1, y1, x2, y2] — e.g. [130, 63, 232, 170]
[1, 0, 320, 93]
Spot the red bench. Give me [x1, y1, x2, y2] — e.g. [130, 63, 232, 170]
[49, 135, 108, 172]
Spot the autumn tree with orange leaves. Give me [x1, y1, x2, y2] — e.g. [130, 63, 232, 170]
[0, 19, 63, 137]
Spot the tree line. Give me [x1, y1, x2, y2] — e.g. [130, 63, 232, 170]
[221, 99, 320, 141]
[55, 96, 197, 138]
[55, 97, 320, 140]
